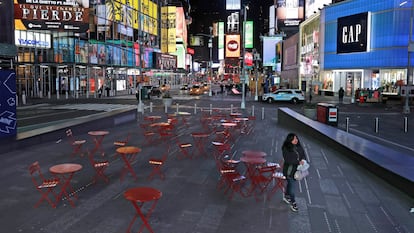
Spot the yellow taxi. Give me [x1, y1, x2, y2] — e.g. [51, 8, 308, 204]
[189, 84, 203, 95]
[160, 84, 170, 92]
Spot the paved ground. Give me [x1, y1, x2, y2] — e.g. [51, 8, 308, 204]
[2, 90, 414, 233]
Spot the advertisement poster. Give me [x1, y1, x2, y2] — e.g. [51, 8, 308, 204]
[14, 0, 89, 32]
[262, 36, 282, 67]
[0, 70, 17, 138]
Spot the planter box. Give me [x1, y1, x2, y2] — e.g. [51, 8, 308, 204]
[162, 98, 173, 107]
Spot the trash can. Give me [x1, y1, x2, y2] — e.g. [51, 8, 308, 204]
[316, 103, 338, 126]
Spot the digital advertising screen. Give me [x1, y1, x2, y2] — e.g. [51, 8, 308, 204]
[14, 0, 89, 32]
[262, 36, 282, 67]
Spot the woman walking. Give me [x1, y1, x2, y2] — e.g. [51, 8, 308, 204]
[282, 133, 307, 212]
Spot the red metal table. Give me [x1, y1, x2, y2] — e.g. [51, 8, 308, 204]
[88, 130, 109, 155]
[49, 163, 83, 207]
[240, 156, 267, 197]
[116, 146, 142, 182]
[124, 187, 162, 233]
[191, 132, 210, 157]
[144, 115, 162, 123]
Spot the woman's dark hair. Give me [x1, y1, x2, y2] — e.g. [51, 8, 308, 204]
[282, 133, 298, 151]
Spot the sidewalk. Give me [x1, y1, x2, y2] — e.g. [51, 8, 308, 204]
[3, 97, 414, 233]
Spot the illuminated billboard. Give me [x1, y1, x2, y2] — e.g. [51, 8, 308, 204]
[262, 36, 282, 67]
[226, 0, 241, 10]
[276, 0, 304, 28]
[244, 21, 253, 49]
[14, 0, 89, 32]
[225, 34, 240, 58]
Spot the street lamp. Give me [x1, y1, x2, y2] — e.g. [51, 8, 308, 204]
[208, 26, 213, 97]
[401, 0, 413, 114]
[241, 5, 249, 109]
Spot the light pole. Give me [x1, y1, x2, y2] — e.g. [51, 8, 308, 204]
[403, 0, 413, 114]
[208, 26, 213, 96]
[253, 49, 260, 101]
[241, 5, 249, 109]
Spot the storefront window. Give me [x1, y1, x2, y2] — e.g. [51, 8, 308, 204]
[380, 69, 405, 94]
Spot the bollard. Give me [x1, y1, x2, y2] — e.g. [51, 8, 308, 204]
[176, 103, 179, 113]
[150, 102, 153, 112]
[16, 95, 19, 107]
[346, 117, 349, 133]
[66, 91, 69, 99]
[252, 105, 255, 116]
[165, 104, 168, 113]
[404, 117, 408, 133]
[48, 91, 51, 99]
[210, 104, 212, 115]
[194, 104, 197, 114]
[22, 92, 26, 105]
[231, 104, 233, 113]
[261, 107, 265, 120]
[375, 117, 379, 133]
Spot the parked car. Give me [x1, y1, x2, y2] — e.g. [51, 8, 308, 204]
[189, 84, 203, 95]
[179, 84, 189, 94]
[262, 89, 305, 104]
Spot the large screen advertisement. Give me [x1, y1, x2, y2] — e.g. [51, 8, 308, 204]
[226, 0, 241, 10]
[262, 36, 282, 67]
[276, 0, 304, 28]
[225, 34, 240, 58]
[54, 37, 75, 63]
[0, 70, 17, 138]
[14, 0, 89, 32]
[305, 0, 332, 19]
[154, 53, 177, 70]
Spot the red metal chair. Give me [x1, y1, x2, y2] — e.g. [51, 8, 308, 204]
[214, 157, 246, 200]
[250, 164, 278, 201]
[28, 161, 60, 208]
[65, 128, 86, 157]
[267, 161, 286, 201]
[87, 150, 109, 183]
[148, 145, 171, 180]
[143, 131, 156, 146]
[176, 138, 193, 159]
[113, 132, 131, 147]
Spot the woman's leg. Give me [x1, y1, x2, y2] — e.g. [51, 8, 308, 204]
[286, 177, 296, 203]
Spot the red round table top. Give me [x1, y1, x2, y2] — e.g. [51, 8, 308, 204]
[240, 156, 266, 164]
[49, 163, 83, 174]
[191, 132, 210, 137]
[145, 115, 161, 120]
[222, 122, 237, 127]
[88, 130, 109, 136]
[116, 146, 141, 154]
[242, 150, 267, 157]
[150, 122, 170, 127]
[124, 187, 162, 202]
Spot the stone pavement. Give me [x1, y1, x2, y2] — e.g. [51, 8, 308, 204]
[2, 97, 414, 233]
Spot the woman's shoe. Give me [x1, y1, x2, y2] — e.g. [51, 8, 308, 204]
[290, 202, 298, 212]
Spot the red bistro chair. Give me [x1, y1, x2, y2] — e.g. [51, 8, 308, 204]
[87, 150, 109, 184]
[28, 161, 60, 208]
[148, 145, 171, 180]
[65, 128, 86, 157]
